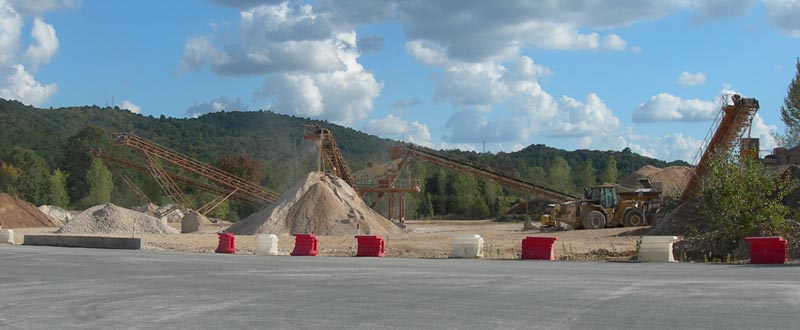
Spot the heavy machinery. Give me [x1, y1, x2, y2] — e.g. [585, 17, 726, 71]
[540, 181, 661, 229]
[541, 94, 759, 230]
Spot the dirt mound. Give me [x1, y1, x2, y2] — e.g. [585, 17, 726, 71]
[0, 194, 59, 228]
[621, 165, 692, 195]
[227, 172, 403, 235]
[57, 203, 179, 235]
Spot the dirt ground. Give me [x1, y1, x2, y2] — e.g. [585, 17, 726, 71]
[9, 220, 646, 260]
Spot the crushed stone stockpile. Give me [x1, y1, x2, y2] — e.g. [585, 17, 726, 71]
[227, 171, 404, 235]
[621, 165, 692, 195]
[38, 205, 78, 226]
[57, 203, 180, 235]
[0, 193, 59, 228]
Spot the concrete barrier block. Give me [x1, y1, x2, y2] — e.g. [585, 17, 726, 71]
[452, 234, 484, 258]
[23, 235, 143, 250]
[638, 236, 678, 262]
[0, 229, 14, 245]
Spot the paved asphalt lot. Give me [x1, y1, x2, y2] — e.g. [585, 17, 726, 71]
[0, 245, 798, 330]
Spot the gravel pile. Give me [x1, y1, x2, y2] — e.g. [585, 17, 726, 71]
[57, 203, 179, 235]
[227, 172, 403, 235]
[621, 165, 692, 195]
[38, 205, 78, 226]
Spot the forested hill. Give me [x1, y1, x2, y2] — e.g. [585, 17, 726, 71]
[0, 98, 687, 219]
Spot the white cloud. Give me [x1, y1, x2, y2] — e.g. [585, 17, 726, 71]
[362, 114, 432, 146]
[394, 2, 689, 61]
[7, 0, 77, 16]
[764, 0, 800, 37]
[24, 17, 58, 70]
[676, 71, 706, 87]
[0, 0, 23, 66]
[633, 92, 722, 122]
[551, 93, 620, 137]
[0, 64, 57, 105]
[749, 113, 778, 152]
[0, 1, 59, 106]
[182, 2, 381, 125]
[185, 96, 248, 117]
[117, 100, 140, 114]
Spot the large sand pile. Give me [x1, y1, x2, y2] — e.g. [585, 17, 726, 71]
[57, 203, 179, 235]
[227, 172, 403, 235]
[0, 193, 59, 228]
[621, 165, 692, 195]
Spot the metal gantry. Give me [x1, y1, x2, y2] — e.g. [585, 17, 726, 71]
[391, 144, 580, 202]
[104, 133, 279, 214]
[680, 95, 759, 200]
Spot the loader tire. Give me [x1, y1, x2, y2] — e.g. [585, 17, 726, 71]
[583, 210, 606, 229]
[623, 209, 645, 227]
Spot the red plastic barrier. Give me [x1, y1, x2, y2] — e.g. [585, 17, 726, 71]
[521, 236, 560, 260]
[291, 234, 319, 256]
[745, 236, 788, 264]
[355, 235, 385, 257]
[215, 232, 235, 254]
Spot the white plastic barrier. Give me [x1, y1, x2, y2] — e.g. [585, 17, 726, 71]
[0, 229, 14, 245]
[638, 236, 678, 262]
[255, 234, 279, 256]
[452, 234, 484, 258]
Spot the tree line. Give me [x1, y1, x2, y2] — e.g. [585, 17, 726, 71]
[0, 99, 682, 220]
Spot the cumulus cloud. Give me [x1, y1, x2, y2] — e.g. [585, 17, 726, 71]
[117, 100, 140, 114]
[24, 17, 58, 70]
[183, 2, 381, 124]
[0, 1, 59, 106]
[764, 0, 800, 37]
[551, 93, 620, 137]
[7, 0, 77, 16]
[0, 64, 57, 105]
[749, 113, 778, 152]
[676, 71, 706, 87]
[633, 92, 723, 122]
[185, 96, 248, 117]
[691, 0, 757, 25]
[363, 114, 432, 146]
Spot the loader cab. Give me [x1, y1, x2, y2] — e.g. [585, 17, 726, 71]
[583, 185, 617, 209]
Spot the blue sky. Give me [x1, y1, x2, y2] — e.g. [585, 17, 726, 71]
[2, 0, 800, 163]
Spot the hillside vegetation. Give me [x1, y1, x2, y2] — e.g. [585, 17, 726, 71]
[0, 98, 687, 220]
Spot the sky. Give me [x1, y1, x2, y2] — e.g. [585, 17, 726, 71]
[1, 0, 800, 163]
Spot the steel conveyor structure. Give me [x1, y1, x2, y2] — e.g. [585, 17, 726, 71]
[680, 94, 760, 200]
[391, 145, 580, 202]
[110, 132, 280, 210]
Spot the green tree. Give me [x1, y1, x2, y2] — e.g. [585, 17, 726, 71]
[61, 126, 109, 204]
[778, 58, 800, 147]
[602, 156, 618, 184]
[5, 148, 51, 205]
[693, 154, 793, 257]
[547, 156, 572, 191]
[47, 169, 70, 208]
[0, 162, 19, 195]
[80, 158, 113, 208]
[575, 159, 596, 188]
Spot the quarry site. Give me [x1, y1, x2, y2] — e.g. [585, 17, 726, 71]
[3, 97, 797, 262]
